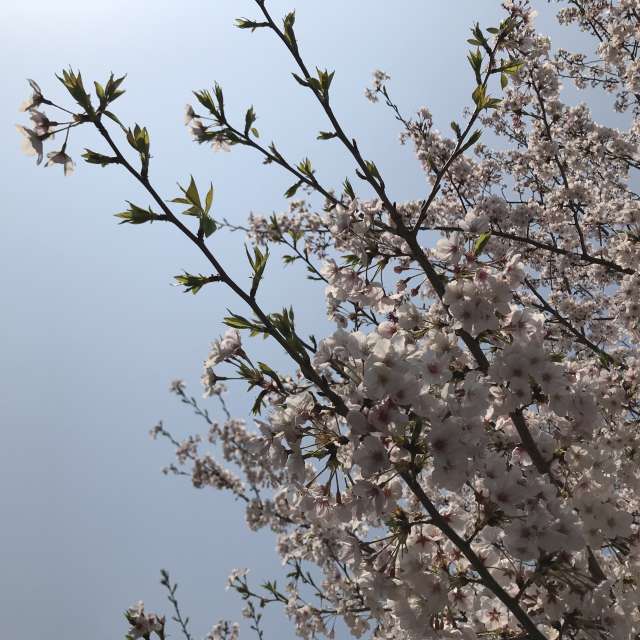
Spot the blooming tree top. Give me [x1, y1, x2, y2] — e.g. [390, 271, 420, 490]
[18, 1, 640, 639]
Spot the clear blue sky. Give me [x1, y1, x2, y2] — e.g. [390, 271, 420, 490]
[1, 2, 588, 638]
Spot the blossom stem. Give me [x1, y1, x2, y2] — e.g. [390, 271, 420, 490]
[430, 225, 634, 275]
[159, 570, 193, 640]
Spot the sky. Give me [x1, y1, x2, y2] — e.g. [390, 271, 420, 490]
[0, 2, 602, 638]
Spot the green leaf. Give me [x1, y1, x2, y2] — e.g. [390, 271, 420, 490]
[499, 17, 517, 36]
[284, 180, 303, 199]
[223, 313, 253, 329]
[173, 272, 219, 294]
[472, 84, 487, 107]
[467, 49, 483, 85]
[125, 125, 151, 175]
[307, 77, 322, 92]
[316, 67, 335, 95]
[283, 10, 296, 47]
[297, 157, 314, 177]
[342, 177, 355, 200]
[82, 149, 119, 167]
[244, 105, 257, 136]
[214, 83, 225, 117]
[185, 175, 202, 210]
[103, 73, 126, 103]
[500, 72, 508, 89]
[317, 130, 337, 140]
[223, 311, 267, 337]
[56, 68, 94, 114]
[200, 214, 216, 238]
[500, 59, 523, 75]
[268, 142, 284, 162]
[103, 110, 126, 130]
[473, 231, 492, 256]
[460, 128, 482, 153]
[94, 81, 105, 101]
[193, 89, 218, 118]
[173, 178, 213, 218]
[291, 73, 309, 87]
[247, 246, 269, 297]
[599, 353, 613, 367]
[204, 183, 214, 214]
[115, 202, 164, 225]
[251, 389, 269, 415]
[95, 73, 126, 108]
[364, 160, 381, 182]
[289, 228, 303, 245]
[471, 23, 490, 53]
[235, 17, 269, 31]
[258, 361, 279, 378]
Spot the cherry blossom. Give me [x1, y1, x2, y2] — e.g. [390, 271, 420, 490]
[19, 1, 640, 638]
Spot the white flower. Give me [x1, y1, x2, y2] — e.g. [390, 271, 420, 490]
[376, 320, 397, 338]
[206, 329, 242, 367]
[365, 69, 390, 102]
[29, 110, 54, 136]
[16, 125, 43, 164]
[351, 479, 386, 514]
[460, 209, 490, 233]
[206, 621, 240, 640]
[362, 361, 396, 400]
[485, 466, 529, 511]
[45, 149, 75, 175]
[434, 233, 465, 264]
[346, 410, 372, 436]
[169, 379, 186, 394]
[19, 78, 44, 112]
[286, 448, 306, 483]
[353, 436, 389, 477]
[418, 349, 450, 385]
[477, 597, 508, 631]
[125, 601, 165, 639]
[184, 104, 196, 125]
[404, 572, 448, 613]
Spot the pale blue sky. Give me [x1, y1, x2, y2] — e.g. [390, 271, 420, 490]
[1, 2, 592, 638]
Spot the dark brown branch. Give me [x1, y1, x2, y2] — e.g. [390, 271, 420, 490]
[92, 116, 349, 417]
[399, 468, 547, 640]
[524, 278, 616, 364]
[430, 225, 634, 275]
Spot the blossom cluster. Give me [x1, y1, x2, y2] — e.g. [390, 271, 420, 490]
[125, 602, 165, 640]
[20, 1, 640, 639]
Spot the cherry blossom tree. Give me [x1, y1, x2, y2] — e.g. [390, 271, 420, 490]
[17, 1, 640, 638]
